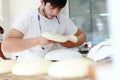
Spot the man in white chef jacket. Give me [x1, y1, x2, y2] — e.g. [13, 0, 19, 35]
[1, 0, 86, 61]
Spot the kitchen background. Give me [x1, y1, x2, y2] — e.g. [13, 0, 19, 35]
[1, 0, 120, 79]
[0, 0, 109, 51]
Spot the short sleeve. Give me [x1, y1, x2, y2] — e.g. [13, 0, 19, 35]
[60, 15, 78, 35]
[12, 14, 28, 35]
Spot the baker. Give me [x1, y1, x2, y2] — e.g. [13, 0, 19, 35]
[2, 0, 86, 61]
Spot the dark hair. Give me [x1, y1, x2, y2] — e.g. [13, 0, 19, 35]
[44, 0, 67, 9]
[0, 26, 4, 34]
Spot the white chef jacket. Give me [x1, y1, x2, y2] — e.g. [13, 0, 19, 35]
[6, 8, 78, 61]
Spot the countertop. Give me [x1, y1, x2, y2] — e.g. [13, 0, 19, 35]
[0, 73, 91, 80]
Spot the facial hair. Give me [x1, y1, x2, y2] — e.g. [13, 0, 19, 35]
[43, 7, 49, 19]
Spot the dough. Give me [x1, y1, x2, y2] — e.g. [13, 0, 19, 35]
[0, 60, 18, 74]
[48, 58, 94, 78]
[67, 35, 78, 43]
[11, 59, 53, 76]
[41, 32, 78, 43]
[45, 49, 82, 60]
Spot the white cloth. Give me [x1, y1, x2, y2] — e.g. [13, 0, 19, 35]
[6, 8, 78, 61]
[87, 41, 114, 62]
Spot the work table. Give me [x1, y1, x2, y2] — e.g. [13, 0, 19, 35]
[0, 73, 91, 80]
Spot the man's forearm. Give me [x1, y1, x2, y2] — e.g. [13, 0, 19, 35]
[1, 37, 39, 53]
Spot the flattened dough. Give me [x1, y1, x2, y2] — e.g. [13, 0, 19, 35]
[41, 32, 78, 43]
[0, 60, 18, 74]
[48, 58, 94, 78]
[45, 49, 82, 60]
[12, 59, 53, 76]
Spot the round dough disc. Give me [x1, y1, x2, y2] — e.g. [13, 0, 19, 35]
[48, 58, 94, 78]
[11, 59, 53, 76]
[41, 32, 77, 43]
[45, 49, 82, 60]
[0, 60, 17, 74]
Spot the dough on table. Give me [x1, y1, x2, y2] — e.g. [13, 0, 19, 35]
[11, 59, 53, 76]
[41, 32, 78, 43]
[0, 60, 18, 74]
[45, 49, 83, 60]
[48, 58, 94, 78]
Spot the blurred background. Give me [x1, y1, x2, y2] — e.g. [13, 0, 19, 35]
[0, 0, 109, 52]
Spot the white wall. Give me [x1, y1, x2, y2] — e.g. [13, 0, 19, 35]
[9, 0, 40, 26]
[0, 0, 3, 25]
[2, 0, 10, 36]
[2, 0, 40, 37]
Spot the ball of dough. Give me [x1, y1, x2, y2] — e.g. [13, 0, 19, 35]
[45, 49, 82, 60]
[0, 60, 18, 74]
[11, 59, 53, 76]
[48, 58, 94, 78]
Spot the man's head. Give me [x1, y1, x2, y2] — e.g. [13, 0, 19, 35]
[40, 0, 67, 19]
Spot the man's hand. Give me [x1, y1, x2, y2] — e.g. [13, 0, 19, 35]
[38, 36, 53, 46]
[60, 41, 75, 48]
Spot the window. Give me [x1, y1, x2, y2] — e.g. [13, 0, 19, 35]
[69, 0, 109, 46]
